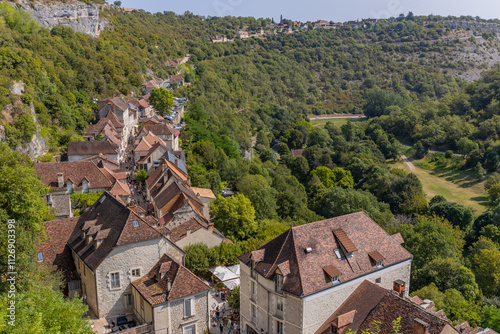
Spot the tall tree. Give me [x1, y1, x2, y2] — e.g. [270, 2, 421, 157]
[149, 87, 174, 116]
[209, 194, 257, 240]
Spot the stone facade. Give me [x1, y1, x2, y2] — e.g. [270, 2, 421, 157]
[132, 289, 209, 334]
[174, 227, 224, 250]
[94, 237, 184, 317]
[72, 252, 99, 317]
[240, 259, 412, 334]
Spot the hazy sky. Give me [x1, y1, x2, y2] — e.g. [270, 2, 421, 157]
[119, 0, 500, 22]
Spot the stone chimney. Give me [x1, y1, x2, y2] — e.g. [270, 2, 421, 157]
[208, 223, 214, 234]
[393, 280, 406, 297]
[186, 229, 191, 236]
[57, 173, 64, 188]
[46, 194, 53, 207]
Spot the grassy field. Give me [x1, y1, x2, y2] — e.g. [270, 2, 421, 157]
[309, 117, 367, 127]
[391, 153, 488, 214]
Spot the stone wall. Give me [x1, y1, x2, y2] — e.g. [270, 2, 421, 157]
[96, 237, 184, 317]
[17, 0, 109, 37]
[168, 292, 209, 334]
[302, 260, 412, 334]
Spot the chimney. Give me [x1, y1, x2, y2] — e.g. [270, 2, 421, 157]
[167, 278, 172, 292]
[393, 280, 406, 296]
[174, 159, 178, 167]
[57, 173, 64, 188]
[186, 229, 191, 236]
[208, 223, 214, 234]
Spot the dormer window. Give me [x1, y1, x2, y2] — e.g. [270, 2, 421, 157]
[67, 180, 73, 194]
[37, 252, 43, 262]
[95, 239, 103, 249]
[81, 230, 86, 240]
[331, 275, 340, 284]
[82, 179, 89, 193]
[368, 251, 385, 268]
[132, 220, 139, 228]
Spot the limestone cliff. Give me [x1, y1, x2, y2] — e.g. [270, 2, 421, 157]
[17, 1, 109, 37]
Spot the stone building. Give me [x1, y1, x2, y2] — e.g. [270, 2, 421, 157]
[131, 254, 211, 334]
[238, 211, 413, 334]
[66, 192, 185, 318]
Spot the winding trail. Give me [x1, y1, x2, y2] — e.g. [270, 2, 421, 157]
[400, 155, 416, 172]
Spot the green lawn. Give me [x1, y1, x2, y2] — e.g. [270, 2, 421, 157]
[391, 154, 488, 214]
[309, 117, 366, 127]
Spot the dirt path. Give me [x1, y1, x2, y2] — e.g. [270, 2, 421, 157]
[401, 155, 416, 172]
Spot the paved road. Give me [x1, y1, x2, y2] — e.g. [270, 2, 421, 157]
[400, 143, 461, 157]
[401, 155, 417, 172]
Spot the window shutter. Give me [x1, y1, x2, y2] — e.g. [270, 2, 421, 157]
[190, 298, 195, 316]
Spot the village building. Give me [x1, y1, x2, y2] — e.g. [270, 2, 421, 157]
[36, 217, 81, 297]
[35, 161, 113, 194]
[97, 97, 138, 142]
[66, 192, 185, 318]
[68, 141, 120, 162]
[238, 211, 413, 334]
[139, 123, 180, 151]
[315, 280, 459, 334]
[131, 254, 211, 334]
[42, 193, 72, 218]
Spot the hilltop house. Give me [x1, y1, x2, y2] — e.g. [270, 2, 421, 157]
[238, 211, 412, 334]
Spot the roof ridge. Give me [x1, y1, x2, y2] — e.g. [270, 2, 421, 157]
[266, 227, 293, 278]
[289, 227, 306, 296]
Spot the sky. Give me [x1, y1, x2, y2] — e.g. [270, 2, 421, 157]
[118, 0, 500, 22]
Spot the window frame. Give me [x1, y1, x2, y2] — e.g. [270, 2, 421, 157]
[184, 297, 194, 318]
[37, 252, 43, 262]
[275, 273, 284, 292]
[277, 296, 284, 312]
[277, 320, 284, 334]
[68, 280, 81, 292]
[110, 271, 121, 290]
[131, 268, 141, 278]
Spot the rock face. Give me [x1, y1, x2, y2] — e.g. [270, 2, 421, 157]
[18, 1, 108, 37]
[16, 102, 48, 159]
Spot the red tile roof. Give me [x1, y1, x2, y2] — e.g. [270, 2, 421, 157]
[132, 253, 210, 306]
[141, 123, 178, 137]
[67, 192, 173, 271]
[239, 212, 412, 297]
[167, 217, 224, 242]
[35, 161, 113, 192]
[37, 217, 80, 282]
[315, 280, 456, 334]
[68, 141, 117, 156]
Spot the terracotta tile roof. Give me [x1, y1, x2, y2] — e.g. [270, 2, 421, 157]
[154, 181, 201, 216]
[251, 249, 265, 262]
[315, 280, 455, 334]
[80, 153, 120, 167]
[67, 141, 117, 156]
[35, 161, 112, 192]
[110, 97, 129, 113]
[141, 124, 178, 137]
[37, 218, 80, 282]
[239, 212, 412, 297]
[166, 151, 187, 174]
[410, 295, 424, 305]
[110, 180, 131, 197]
[456, 323, 499, 334]
[391, 232, 405, 244]
[42, 193, 72, 217]
[135, 132, 166, 152]
[192, 187, 216, 199]
[138, 142, 167, 164]
[167, 217, 224, 242]
[132, 253, 210, 306]
[67, 192, 170, 271]
[138, 99, 149, 108]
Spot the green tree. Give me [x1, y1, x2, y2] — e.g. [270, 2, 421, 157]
[184, 243, 210, 274]
[363, 89, 408, 118]
[472, 247, 500, 296]
[149, 87, 174, 116]
[237, 174, 277, 220]
[136, 169, 148, 184]
[430, 202, 474, 231]
[227, 285, 240, 309]
[457, 137, 478, 158]
[310, 166, 354, 189]
[398, 216, 464, 270]
[209, 194, 257, 240]
[482, 305, 500, 333]
[414, 257, 480, 300]
[475, 162, 487, 181]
